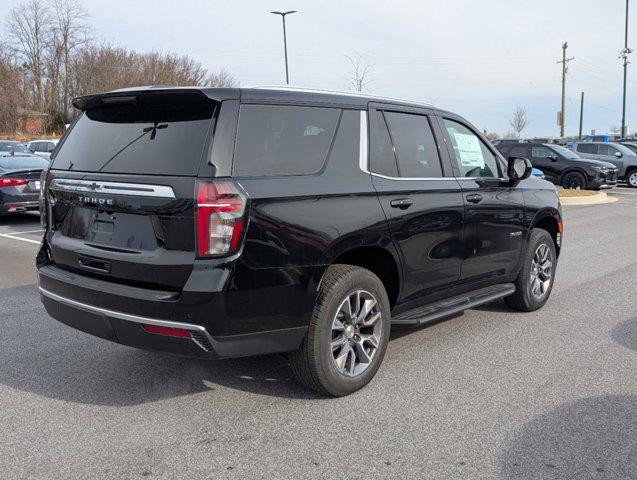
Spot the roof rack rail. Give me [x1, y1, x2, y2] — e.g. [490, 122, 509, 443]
[250, 85, 434, 108]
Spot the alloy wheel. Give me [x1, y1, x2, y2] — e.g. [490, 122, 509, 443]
[529, 243, 553, 300]
[563, 173, 584, 189]
[628, 171, 637, 187]
[330, 290, 383, 377]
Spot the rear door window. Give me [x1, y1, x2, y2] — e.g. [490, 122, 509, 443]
[233, 105, 340, 176]
[383, 111, 443, 178]
[577, 143, 597, 154]
[508, 145, 529, 157]
[51, 95, 215, 175]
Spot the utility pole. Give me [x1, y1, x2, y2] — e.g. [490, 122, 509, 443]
[620, 0, 633, 137]
[557, 42, 575, 137]
[271, 10, 297, 84]
[579, 92, 585, 139]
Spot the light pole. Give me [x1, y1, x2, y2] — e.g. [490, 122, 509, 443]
[620, 0, 633, 137]
[271, 10, 297, 85]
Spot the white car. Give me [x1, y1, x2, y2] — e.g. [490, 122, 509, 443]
[27, 139, 58, 160]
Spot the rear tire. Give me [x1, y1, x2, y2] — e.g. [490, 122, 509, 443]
[290, 264, 391, 397]
[562, 171, 587, 190]
[505, 229, 556, 312]
[626, 169, 637, 188]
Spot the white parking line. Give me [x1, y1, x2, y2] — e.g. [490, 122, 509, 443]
[0, 233, 41, 245]
[7, 229, 44, 234]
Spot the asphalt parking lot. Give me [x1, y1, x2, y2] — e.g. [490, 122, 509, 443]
[1, 189, 636, 480]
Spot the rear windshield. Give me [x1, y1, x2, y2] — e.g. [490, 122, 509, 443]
[0, 142, 28, 154]
[0, 155, 49, 170]
[51, 95, 214, 175]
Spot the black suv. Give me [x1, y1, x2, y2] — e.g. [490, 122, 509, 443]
[496, 142, 618, 190]
[37, 87, 562, 396]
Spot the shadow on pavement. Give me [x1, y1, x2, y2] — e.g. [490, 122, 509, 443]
[0, 211, 40, 227]
[501, 394, 637, 479]
[611, 317, 637, 352]
[0, 284, 319, 406]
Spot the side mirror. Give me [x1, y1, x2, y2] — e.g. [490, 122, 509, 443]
[507, 156, 533, 184]
[614, 151, 623, 158]
[548, 155, 559, 162]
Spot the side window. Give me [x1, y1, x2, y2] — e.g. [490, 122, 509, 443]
[369, 109, 398, 177]
[233, 105, 341, 176]
[443, 118, 500, 178]
[383, 111, 443, 178]
[598, 144, 613, 156]
[531, 146, 553, 158]
[47, 142, 56, 152]
[509, 145, 529, 157]
[578, 143, 597, 154]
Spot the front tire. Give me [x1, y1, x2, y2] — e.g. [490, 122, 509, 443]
[290, 264, 391, 397]
[562, 171, 587, 190]
[626, 169, 637, 188]
[505, 229, 556, 312]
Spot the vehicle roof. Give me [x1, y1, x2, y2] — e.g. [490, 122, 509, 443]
[72, 85, 455, 115]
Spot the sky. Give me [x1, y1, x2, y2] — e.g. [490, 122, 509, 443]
[1, 0, 635, 137]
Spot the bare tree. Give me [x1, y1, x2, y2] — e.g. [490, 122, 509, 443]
[0, 42, 26, 133]
[51, 0, 91, 117]
[206, 69, 237, 88]
[345, 54, 373, 92]
[6, 0, 52, 111]
[509, 106, 529, 139]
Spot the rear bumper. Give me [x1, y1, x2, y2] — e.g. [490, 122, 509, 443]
[0, 199, 39, 214]
[37, 262, 311, 359]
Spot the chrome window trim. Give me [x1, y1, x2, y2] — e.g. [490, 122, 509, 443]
[358, 109, 464, 182]
[38, 286, 214, 352]
[50, 179, 176, 198]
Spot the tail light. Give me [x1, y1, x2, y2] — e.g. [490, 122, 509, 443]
[39, 170, 48, 228]
[0, 178, 27, 188]
[195, 179, 247, 257]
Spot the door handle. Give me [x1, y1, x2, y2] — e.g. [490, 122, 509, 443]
[466, 193, 483, 204]
[390, 198, 413, 210]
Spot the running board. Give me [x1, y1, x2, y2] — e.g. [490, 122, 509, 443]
[391, 283, 516, 326]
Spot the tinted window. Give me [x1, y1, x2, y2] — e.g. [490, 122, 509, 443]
[233, 105, 340, 176]
[384, 112, 442, 178]
[51, 95, 214, 175]
[508, 145, 529, 157]
[531, 146, 553, 158]
[577, 144, 597, 154]
[443, 119, 500, 178]
[369, 110, 398, 177]
[598, 144, 615, 156]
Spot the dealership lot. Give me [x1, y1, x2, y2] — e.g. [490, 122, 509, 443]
[0, 191, 635, 479]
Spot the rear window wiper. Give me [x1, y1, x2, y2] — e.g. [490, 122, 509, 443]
[96, 123, 168, 172]
[143, 123, 168, 140]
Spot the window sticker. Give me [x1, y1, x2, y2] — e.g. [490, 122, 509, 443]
[453, 133, 485, 168]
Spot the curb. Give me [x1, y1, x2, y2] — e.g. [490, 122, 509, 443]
[559, 191, 618, 206]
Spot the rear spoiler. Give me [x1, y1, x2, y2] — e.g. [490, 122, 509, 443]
[72, 87, 239, 111]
